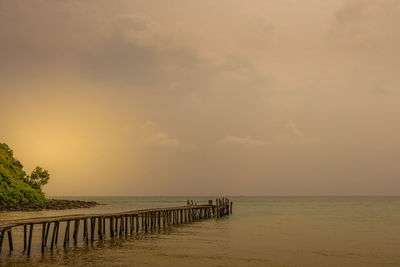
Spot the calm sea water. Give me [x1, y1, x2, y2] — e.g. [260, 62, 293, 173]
[1, 196, 400, 266]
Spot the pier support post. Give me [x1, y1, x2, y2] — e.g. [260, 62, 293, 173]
[145, 213, 148, 232]
[162, 212, 165, 227]
[181, 209, 183, 223]
[98, 217, 103, 240]
[44, 222, 50, 247]
[55, 221, 59, 245]
[0, 229, 4, 255]
[115, 217, 118, 235]
[148, 212, 151, 229]
[73, 219, 80, 244]
[83, 219, 88, 243]
[23, 225, 27, 251]
[125, 216, 128, 235]
[103, 218, 106, 238]
[119, 217, 123, 236]
[41, 223, 46, 252]
[64, 221, 70, 247]
[7, 229, 13, 253]
[90, 218, 95, 241]
[110, 217, 114, 237]
[51, 222, 57, 250]
[27, 224, 33, 256]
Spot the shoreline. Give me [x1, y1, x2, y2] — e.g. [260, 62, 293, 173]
[0, 199, 99, 212]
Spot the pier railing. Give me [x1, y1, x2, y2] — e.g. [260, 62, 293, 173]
[0, 197, 232, 256]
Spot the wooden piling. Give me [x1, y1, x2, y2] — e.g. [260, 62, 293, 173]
[103, 217, 106, 237]
[149, 212, 152, 229]
[55, 221, 59, 245]
[110, 217, 114, 237]
[41, 223, 46, 252]
[44, 222, 50, 248]
[156, 212, 159, 228]
[64, 221, 70, 247]
[0, 229, 4, 255]
[119, 216, 123, 236]
[115, 217, 118, 235]
[27, 224, 33, 256]
[90, 218, 95, 241]
[23, 225, 27, 251]
[83, 219, 88, 242]
[73, 219, 80, 244]
[124, 216, 129, 236]
[7, 229, 13, 253]
[144, 213, 148, 232]
[51, 222, 57, 250]
[166, 211, 169, 226]
[98, 217, 103, 240]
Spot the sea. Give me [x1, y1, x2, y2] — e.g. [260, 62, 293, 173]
[0, 196, 400, 266]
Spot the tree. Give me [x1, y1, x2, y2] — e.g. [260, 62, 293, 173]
[1, 143, 47, 207]
[27, 166, 50, 190]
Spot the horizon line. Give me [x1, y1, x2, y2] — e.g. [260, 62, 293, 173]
[48, 194, 400, 197]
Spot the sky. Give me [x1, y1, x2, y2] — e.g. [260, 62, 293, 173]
[1, 0, 399, 196]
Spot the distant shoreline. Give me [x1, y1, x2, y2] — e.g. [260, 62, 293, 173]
[0, 199, 98, 212]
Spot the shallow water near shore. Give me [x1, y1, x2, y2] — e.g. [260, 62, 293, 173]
[1, 196, 400, 266]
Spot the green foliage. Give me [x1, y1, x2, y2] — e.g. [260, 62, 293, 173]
[25, 166, 50, 190]
[0, 143, 48, 209]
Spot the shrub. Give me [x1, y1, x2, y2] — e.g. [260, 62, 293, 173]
[0, 143, 48, 209]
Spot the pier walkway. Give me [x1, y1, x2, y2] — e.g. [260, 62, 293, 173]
[0, 198, 232, 256]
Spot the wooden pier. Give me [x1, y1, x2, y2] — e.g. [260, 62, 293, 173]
[0, 198, 232, 256]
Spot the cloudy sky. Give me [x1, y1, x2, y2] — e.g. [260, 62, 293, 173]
[1, 0, 399, 196]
